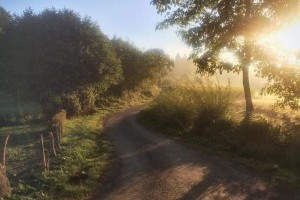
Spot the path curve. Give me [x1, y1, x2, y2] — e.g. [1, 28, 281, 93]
[91, 106, 289, 200]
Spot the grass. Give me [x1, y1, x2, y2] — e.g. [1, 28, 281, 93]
[0, 96, 44, 126]
[1, 93, 151, 199]
[139, 79, 300, 192]
[37, 108, 113, 200]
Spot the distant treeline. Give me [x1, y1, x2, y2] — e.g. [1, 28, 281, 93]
[167, 54, 266, 92]
[0, 7, 173, 117]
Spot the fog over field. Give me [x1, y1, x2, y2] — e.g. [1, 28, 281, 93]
[168, 53, 266, 92]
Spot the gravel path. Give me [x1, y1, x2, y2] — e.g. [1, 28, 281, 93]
[91, 107, 290, 200]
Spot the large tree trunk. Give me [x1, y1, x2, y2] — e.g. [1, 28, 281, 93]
[243, 0, 254, 119]
[242, 65, 254, 119]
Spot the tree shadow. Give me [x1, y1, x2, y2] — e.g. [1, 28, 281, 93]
[92, 110, 295, 200]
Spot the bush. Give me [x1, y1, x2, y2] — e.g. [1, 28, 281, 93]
[52, 109, 67, 124]
[287, 134, 300, 168]
[142, 78, 233, 132]
[142, 86, 196, 130]
[141, 78, 300, 173]
[40, 93, 63, 119]
[60, 93, 82, 117]
[230, 115, 283, 159]
[78, 88, 97, 115]
[41, 88, 98, 118]
[236, 115, 281, 145]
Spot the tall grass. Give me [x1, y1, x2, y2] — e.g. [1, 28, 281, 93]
[141, 78, 233, 134]
[140, 78, 300, 185]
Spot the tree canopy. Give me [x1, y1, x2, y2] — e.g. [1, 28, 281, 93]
[0, 6, 12, 33]
[110, 37, 173, 93]
[0, 7, 172, 117]
[151, 0, 300, 116]
[4, 8, 122, 96]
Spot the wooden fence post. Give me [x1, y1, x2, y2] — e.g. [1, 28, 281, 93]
[59, 120, 63, 139]
[49, 132, 56, 156]
[45, 149, 50, 171]
[56, 123, 61, 149]
[40, 134, 47, 172]
[2, 134, 10, 170]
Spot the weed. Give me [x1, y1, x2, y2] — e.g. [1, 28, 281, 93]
[140, 78, 300, 189]
[141, 78, 233, 133]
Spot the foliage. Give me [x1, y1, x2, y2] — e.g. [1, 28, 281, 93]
[78, 87, 97, 115]
[1, 91, 150, 199]
[60, 93, 82, 117]
[1, 108, 112, 199]
[41, 88, 98, 118]
[110, 37, 173, 94]
[37, 109, 112, 199]
[258, 65, 300, 110]
[0, 7, 172, 118]
[141, 78, 233, 133]
[0, 8, 123, 115]
[151, 0, 300, 115]
[52, 110, 67, 125]
[0, 6, 12, 34]
[140, 85, 300, 188]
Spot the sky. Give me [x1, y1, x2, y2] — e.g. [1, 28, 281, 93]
[0, 0, 191, 58]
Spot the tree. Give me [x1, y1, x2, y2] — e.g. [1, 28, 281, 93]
[110, 37, 173, 94]
[0, 8, 123, 117]
[0, 9, 122, 99]
[257, 58, 300, 110]
[111, 38, 144, 92]
[31, 9, 123, 96]
[0, 6, 13, 88]
[142, 48, 173, 85]
[0, 6, 12, 34]
[151, 0, 300, 118]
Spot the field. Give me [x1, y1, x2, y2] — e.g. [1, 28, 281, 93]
[0, 94, 43, 127]
[0, 94, 151, 199]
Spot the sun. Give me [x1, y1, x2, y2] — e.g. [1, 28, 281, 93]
[257, 20, 300, 66]
[260, 21, 300, 52]
[275, 22, 300, 52]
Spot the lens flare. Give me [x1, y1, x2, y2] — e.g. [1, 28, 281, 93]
[275, 23, 300, 52]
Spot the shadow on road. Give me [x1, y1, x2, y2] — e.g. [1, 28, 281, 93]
[91, 108, 291, 200]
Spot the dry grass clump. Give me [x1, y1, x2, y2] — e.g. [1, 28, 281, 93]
[0, 164, 11, 197]
[141, 78, 233, 133]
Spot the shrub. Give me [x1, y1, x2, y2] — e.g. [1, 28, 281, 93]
[236, 115, 281, 145]
[40, 93, 62, 119]
[142, 78, 233, 132]
[60, 93, 82, 117]
[191, 79, 233, 134]
[77, 88, 97, 115]
[142, 86, 197, 130]
[41, 88, 99, 118]
[52, 109, 67, 124]
[0, 163, 11, 198]
[141, 85, 161, 97]
[229, 115, 288, 160]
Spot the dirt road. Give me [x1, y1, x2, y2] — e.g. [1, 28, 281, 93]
[91, 107, 290, 200]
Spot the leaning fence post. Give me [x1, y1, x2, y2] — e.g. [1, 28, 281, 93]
[49, 132, 56, 156]
[45, 149, 50, 171]
[2, 134, 10, 170]
[56, 123, 61, 149]
[59, 120, 63, 139]
[40, 134, 47, 172]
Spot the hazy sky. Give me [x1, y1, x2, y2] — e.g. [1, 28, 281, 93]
[1, 0, 191, 58]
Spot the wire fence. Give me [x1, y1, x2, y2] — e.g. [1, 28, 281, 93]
[1, 120, 64, 185]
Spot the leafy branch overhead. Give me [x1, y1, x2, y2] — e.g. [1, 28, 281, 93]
[151, 0, 300, 113]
